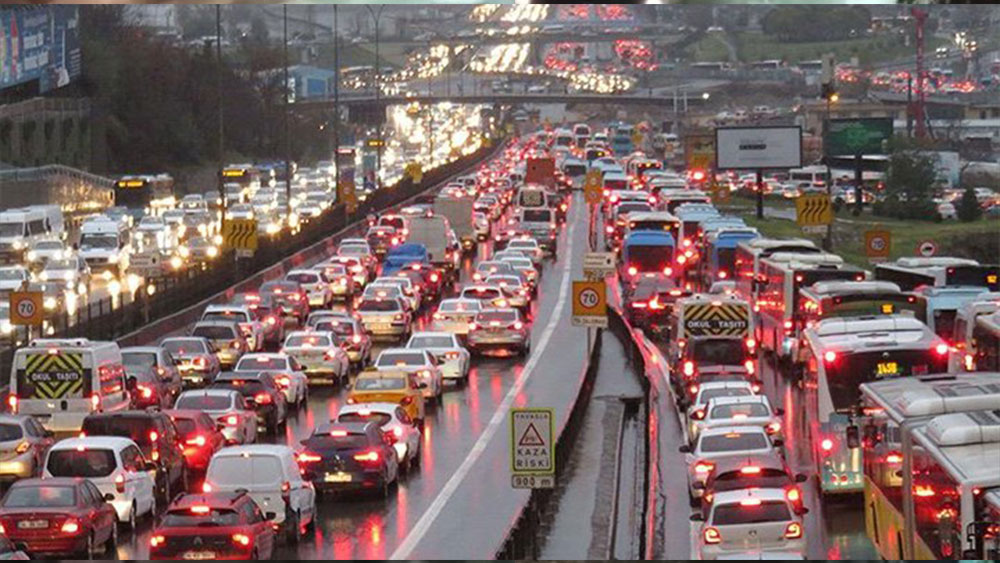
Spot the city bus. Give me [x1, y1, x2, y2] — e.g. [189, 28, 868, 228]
[874, 257, 1000, 292]
[977, 490, 1000, 560]
[913, 285, 995, 342]
[701, 227, 759, 287]
[733, 238, 820, 302]
[796, 280, 927, 336]
[221, 164, 263, 192]
[757, 252, 865, 360]
[951, 293, 1000, 372]
[625, 211, 681, 244]
[114, 174, 175, 215]
[901, 408, 1000, 559]
[971, 311, 1000, 372]
[795, 315, 950, 496]
[859, 372, 1000, 560]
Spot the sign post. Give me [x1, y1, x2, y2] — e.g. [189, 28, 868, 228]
[715, 126, 802, 221]
[510, 408, 555, 489]
[824, 117, 893, 215]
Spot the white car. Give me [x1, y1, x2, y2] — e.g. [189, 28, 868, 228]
[280, 331, 350, 385]
[374, 348, 443, 403]
[43, 436, 156, 530]
[680, 425, 780, 502]
[233, 353, 309, 407]
[38, 256, 90, 294]
[473, 212, 490, 241]
[406, 331, 470, 382]
[693, 488, 805, 560]
[336, 402, 421, 470]
[686, 381, 757, 444]
[431, 298, 482, 336]
[286, 269, 332, 308]
[25, 239, 68, 267]
[701, 395, 784, 443]
[372, 276, 421, 312]
[204, 445, 317, 544]
[174, 389, 258, 445]
[505, 238, 544, 264]
[0, 266, 29, 293]
[201, 304, 265, 352]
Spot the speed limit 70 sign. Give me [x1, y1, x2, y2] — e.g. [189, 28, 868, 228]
[572, 280, 607, 328]
[9, 291, 43, 326]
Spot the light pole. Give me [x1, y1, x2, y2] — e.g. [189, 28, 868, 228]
[365, 5, 385, 189]
[283, 5, 291, 220]
[216, 5, 225, 235]
[333, 5, 341, 190]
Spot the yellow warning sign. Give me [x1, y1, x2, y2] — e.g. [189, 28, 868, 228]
[222, 219, 258, 252]
[584, 170, 603, 205]
[796, 193, 833, 226]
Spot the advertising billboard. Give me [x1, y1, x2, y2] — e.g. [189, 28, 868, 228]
[716, 126, 803, 170]
[0, 6, 81, 94]
[824, 117, 893, 157]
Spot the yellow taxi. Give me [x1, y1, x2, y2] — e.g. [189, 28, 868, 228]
[347, 369, 426, 425]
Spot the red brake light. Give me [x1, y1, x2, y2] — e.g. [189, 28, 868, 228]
[821, 438, 834, 452]
[766, 421, 782, 434]
[740, 466, 761, 475]
[254, 392, 272, 405]
[627, 266, 638, 276]
[149, 431, 159, 442]
[683, 361, 695, 377]
[114, 473, 126, 493]
[232, 533, 251, 546]
[186, 435, 207, 447]
[190, 505, 211, 514]
[513, 321, 524, 330]
[202, 482, 213, 493]
[150, 535, 166, 548]
[703, 527, 721, 544]
[7, 394, 17, 414]
[784, 522, 803, 539]
[61, 519, 81, 534]
[353, 450, 380, 463]
[744, 359, 756, 375]
[934, 343, 949, 356]
[824, 351, 837, 363]
[786, 487, 801, 503]
[739, 497, 762, 507]
[297, 452, 322, 463]
[692, 409, 705, 420]
[694, 461, 714, 474]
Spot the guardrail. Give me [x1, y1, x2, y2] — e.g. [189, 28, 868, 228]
[496, 328, 603, 559]
[0, 163, 116, 188]
[0, 137, 506, 389]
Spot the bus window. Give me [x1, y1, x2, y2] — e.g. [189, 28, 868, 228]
[911, 446, 963, 559]
[824, 350, 948, 411]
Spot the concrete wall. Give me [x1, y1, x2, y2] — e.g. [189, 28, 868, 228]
[0, 97, 93, 170]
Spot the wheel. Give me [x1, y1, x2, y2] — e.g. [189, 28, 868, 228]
[378, 476, 390, 499]
[104, 521, 118, 557]
[410, 443, 421, 468]
[284, 510, 300, 545]
[121, 502, 137, 531]
[81, 532, 95, 560]
[147, 494, 157, 521]
[179, 466, 190, 495]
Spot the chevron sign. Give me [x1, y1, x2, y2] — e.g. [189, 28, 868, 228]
[796, 193, 833, 227]
[223, 218, 258, 253]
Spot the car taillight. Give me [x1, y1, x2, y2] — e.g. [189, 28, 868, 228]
[783, 319, 793, 331]
[186, 435, 207, 447]
[468, 322, 479, 331]
[393, 427, 403, 439]
[400, 396, 413, 406]
[784, 521, 803, 539]
[254, 393, 272, 405]
[91, 394, 100, 411]
[138, 385, 153, 399]
[631, 302, 647, 309]
[281, 481, 290, 494]
[15, 441, 30, 455]
[230, 340, 242, 350]
[297, 451, 321, 463]
[433, 313, 443, 320]
[744, 359, 756, 375]
[786, 487, 801, 503]
[393, 314, 404, 321]
[820, 438, 835, 454]
[605, 225, 614, 234]
[934, 343, 949, 356]
[692, 409, 705, 420]
[430, 273, 440, 283]
[718, 270, 728, 279]
[767, 421, 782, 435]
[627, 266, 637, 276]
[694, 461, 714, 475]
[688, 383, 699, 396]
[7, 395, 17, 414]
[193, 356, 207, 369]
[823, 351, 837, 364]
[114, 473, 126, 493]
[703, 527, 721, 544]
[354, 450, 380, 463]
[276, 376, 291, 388]
[683, 361, 695, 377]
[512, 321, 524, 330]
[745, 338, 756, 350]
[61, 519, 80, 534]
[150, 535, 166, 548]
[233, 533, 251, 547]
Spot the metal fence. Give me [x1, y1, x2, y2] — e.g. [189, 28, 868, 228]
[0, 139, 503, 386]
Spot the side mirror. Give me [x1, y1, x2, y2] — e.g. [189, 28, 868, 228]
[772, 438, 784, 448]
[846, 425, 861, 449]
[104, 493, 115, 502]
[144, 461, 158, 472]
[774, 407, 785, 416]
[689, 513, 704, 522]
[678, 444, 691, 454]
[265, 511, 277, 521]
[418, 382, 428, 389]
[692, 482, 706, 491]
[795, 473, 808, 483]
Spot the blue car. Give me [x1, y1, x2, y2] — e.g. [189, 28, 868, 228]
[382, 243, 430, 276]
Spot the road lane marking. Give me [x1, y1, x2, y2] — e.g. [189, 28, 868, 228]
[390, 201, 579, 559]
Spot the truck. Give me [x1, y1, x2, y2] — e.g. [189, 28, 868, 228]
[524, 157, 556, 190]
[0, 205, 65, 265]
[406, 214, 460, 279]
[433, 195, 476, 253]
[78, 216, 131, 277]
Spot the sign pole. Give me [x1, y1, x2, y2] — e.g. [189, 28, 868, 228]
[853, 152, 863, 216]
[755, 168, 764, 220]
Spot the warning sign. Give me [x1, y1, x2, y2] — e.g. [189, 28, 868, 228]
[511, 407, 555, 489]
[864, 230, 891, 263]
[796, 193, 833, 226]
[572, 280, 607, 328]
[584, 170, 603, 206]
[681, 302, 751, 339]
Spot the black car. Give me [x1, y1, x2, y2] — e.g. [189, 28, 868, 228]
[296, 422, 399, 498]
[209, 372, 288, 434]
[624, 273, 689, 339]
[80, 411, 188, 503]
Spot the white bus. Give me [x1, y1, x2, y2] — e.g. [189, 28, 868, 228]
[875, 257, 999, 293]
[795, 315, 950, 496]
[971, 311, 1000, 373]
[951, 293, 1000, 372]
[901, 409, 1000, 559]
[788, 165, 828, 188]
[734, 238, 821, 302]
[757, 252, 865, 359]
[860, 372, 1000, 561]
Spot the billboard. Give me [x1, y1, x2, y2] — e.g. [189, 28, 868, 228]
[0, 6, 81, 94]
[715, 126, 802, 170]
[824, 117, 893, 157]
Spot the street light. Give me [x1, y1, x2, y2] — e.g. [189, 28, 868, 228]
[365, 5, 386, 190]
[702, 92, 710, 100]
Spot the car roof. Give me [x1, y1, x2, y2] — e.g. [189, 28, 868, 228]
[120, 346, 161, 354]
[338, 403, 401, 416]
[213, 444, 294, 457]
[700, 425, 769, 437]
[410, 331, 454, 339]
[194, 320, 240, 328]
[179, 388, 238, 398]
[53, 436, 134, 451]
[712, 487, 790, 505]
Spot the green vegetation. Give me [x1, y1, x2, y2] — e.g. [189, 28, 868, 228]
[741, 212, 998, 268]
[957, 188, 984, 222]
[687, 34, 732, 62]
[762, 6, 870, 43]
[729, 32, 947, 66]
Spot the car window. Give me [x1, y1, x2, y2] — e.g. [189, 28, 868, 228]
[120, 445, 144, 472]
[285, 334, 332, 348]
[698, 388, 753, 405]
[176, 393, 233, 410]
[710, 402, 770, 419]
[208, 455, 283, 487]
[355, 377, 406, 391]
[83, 481, 105, 505]
[712, 500, 791, 525]
[193, 325, 237, 340]
[0, 423, 23, 442]
[3, 485, 77, 508]
[47, 448, 117, 478]
[162, 508, 242, 527]
[699, 432, 769, 454]
[396, 408, 412, 425]
[409, 336, 455, 348]
[162, 339, 207, 355]
[338, 412, 392, 426]
[377, 352, 426, 367]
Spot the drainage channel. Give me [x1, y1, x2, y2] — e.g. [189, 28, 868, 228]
[538, 323, 646, 560]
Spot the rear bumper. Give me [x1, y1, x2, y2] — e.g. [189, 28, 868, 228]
[7, 534, 89, 556]
[0, 453, 35, 480]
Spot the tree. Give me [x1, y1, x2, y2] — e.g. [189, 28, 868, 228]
[886, 150, 937, 203]
[956, 187, 983, 222]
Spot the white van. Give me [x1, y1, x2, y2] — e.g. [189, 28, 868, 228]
[204, 445, 316, 542]
[43, 436, 156, 529]
[406, 214, 459, 273]
[9, 338, 130, 435]
[0, 205, 65, 264]
[78, 216, 131, 276]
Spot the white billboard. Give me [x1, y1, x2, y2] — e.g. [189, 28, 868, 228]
[716, 126, 802, 170]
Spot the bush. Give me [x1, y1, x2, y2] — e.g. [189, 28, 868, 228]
[956, 187, 983, 222]
[872, 195, 940, 221]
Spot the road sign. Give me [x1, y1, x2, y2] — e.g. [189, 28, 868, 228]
[222, 219, 258, 253]
[824, 117, 893, 157]
[684, 132, 715, 172]
[511, 407, 555, 489]
[404, 162, 423, 184]
[709, 180, 730, 203]
[9, 291, 43, 326]
[339, 178, 358, 214]
[631, 130, 644, 147]
[572, 280, 607, 328]
[583, 252, 616, 278]
[917, 239, 938, 257]
[796, 193, 833, 227]
[865, 230, 891, 262]
[584, 170, 603, 205]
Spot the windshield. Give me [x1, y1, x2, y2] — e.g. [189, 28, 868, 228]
[286, 273, 319, 284]
[355, 377, 406, 391]
[713, 501, 791, 525]
[699, 387, 753, 405]
[81, 417, 154, 447]
[626, 245, 672, 272]
[824, 349, 947, 412]
[508, 241, 537, 251]
[710, 402, 771, 419]
[35, 240, 63, 250]
[162, 339, 206, 355]
[564, 164, 587, 176]
[0, 223, 24, 238]
[46, 449, 117, 478]
[410, 336, 454, 348]
[203, 312, 248, 323]
[377, 353, 426, 367]
[192, 326, 236, 340]
[439, 301, 478, 313]
[692, 340, 746, 366]
[176, 393, 233, 410]
[0, 269, 24, 280]
[3, 486, 76, 508]
[713, 468, 789, 492]
[162, 508, 241, 527]
[286, 334, 332, 347]
[305, 433, 370, 451]
[236, 356, 289, 370]
[122, 352, 158, 371]
[358, 300, 401, 312]
[0, 424, 23, 442]
[80, 233, 118, 249]
[699, 432, 768, 453]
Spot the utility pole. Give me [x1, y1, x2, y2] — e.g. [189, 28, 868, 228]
[333, 5, 341, 190]
[216, 6, 225, 236]
[283, 5, 291, 220]
[365, 6, 385, 190]
[912, 7, 928, 139]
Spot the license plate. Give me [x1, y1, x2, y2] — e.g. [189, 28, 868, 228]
[876, 362, 899, 377]
[369, 323, 390, 330]
[324, 472, 352, 483]
[183, 551, 216, 560]
[18, 519, 47, 529]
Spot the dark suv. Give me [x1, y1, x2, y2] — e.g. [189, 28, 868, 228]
[81, 411, 188, 503]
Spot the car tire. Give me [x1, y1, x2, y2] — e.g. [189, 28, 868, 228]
[121, 502, 137, 532]
[160, 474, 170, 507]
[180, 466, 190, 495]
[104, 521, 118, 557]
[147, 494, 157, 521]
[379, 476, 390, 499]
[410, 443, 421, 469]
[81, 531, 95, 560]
[284, 510, 300, 545]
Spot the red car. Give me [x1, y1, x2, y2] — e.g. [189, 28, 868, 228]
[149, 492, 277, 560]
[165, 410, 226, 474]
[0, 477, 117, 558]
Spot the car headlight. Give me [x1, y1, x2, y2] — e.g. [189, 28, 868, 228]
[170, 256, 183, 270]
[212, 234, 223, 246]
[0, 322, 11, 335]
[178, 246, 190, 258]
[44, 297, 57, 310]
[40, 271, 49, 281]
[26, 251, 37, 261]
[108, 254, 119, 264]
[207, 246, 219, 258]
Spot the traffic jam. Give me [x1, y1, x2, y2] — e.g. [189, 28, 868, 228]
[1, 121, 1000, 560]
